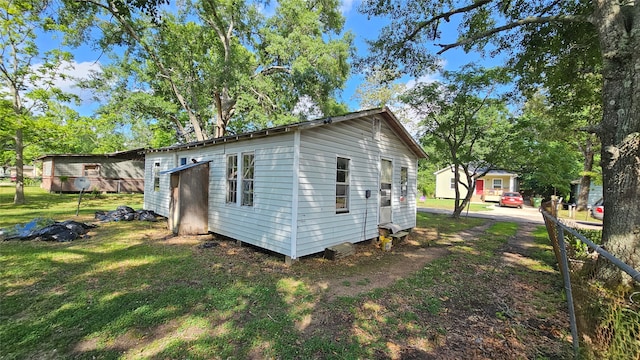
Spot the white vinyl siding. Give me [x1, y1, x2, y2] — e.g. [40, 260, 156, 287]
[144, 155, 172, 216]
[296, 118, 417, 258]
[207, 136, 295, 256]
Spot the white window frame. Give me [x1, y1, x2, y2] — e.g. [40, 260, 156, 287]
[400, 167, 408, 204]
[493, 179, 503, 189]
[450, 177, 456, 189]
[153, 162, 160, 192]
[336, 156, 350, 213]
[226, 154, 238, 204]
[241, 152, 254, 207]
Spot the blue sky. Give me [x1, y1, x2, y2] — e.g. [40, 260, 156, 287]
[44, 0, 503, 117]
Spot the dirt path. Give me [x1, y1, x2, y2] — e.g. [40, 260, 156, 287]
[315, 221, 498, 301]
[317, 246, 451, 301]
[302, 220, 573, 359]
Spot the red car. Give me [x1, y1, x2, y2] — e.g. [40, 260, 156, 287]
[590, 198, 604, 220]
[499, 192, 524, 208]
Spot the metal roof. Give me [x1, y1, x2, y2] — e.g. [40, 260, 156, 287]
[159, 160, 211, 175]
[36, 148, 146, 161]
[145, 107, 428, 159]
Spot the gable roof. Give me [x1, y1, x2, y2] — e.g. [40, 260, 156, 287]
[146, 107, 428, 159]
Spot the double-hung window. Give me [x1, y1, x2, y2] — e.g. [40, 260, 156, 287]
[153, 162, 160, 192]
[336, 157, 350, 213]
[400, 167, 408, 203]
[493, 179, 502, 189]
[226, 155, 238, 203]
[242, 152, 254, 206]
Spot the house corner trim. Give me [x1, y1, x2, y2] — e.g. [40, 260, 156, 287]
[290, 130, 300, 259]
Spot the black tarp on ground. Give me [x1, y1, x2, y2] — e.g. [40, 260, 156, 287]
[1, 219, 97, 242]
[95, 206, 161, 222]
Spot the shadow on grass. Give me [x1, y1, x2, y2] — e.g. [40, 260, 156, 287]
[0, 187, 143, 228]
[1, 214, 572, 359]
[0, 221, 376, 359]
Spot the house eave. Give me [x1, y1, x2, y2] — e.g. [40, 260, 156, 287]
[145, 107, 428, 159]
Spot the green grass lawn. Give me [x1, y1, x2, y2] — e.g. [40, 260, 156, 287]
[0, 186, 143, 228]
[416, 197, 495, 212]
[0, 187, 572, 359]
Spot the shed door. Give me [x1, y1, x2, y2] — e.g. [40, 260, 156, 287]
[379, 159, 392, 224]
[169, 163, 209, 235]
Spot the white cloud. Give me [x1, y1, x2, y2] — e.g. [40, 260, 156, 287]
[405, 72, 441, 89]
[340, 0, 359, 14]
[29, 60, 102, 103]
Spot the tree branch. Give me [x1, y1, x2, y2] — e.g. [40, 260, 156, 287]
[254, 65, 292, 78]
[436, 14, 592, 54]
[403, 0, 493, 43]
[73, 0, 209, 141]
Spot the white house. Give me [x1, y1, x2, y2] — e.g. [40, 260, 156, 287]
[434, 165, 519, 202]
[144, 107, 427, 261]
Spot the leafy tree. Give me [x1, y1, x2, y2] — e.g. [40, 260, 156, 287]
[404, 66, 513, 218]
[37, 103, 131, 154]
[0, 0, 75, 204]
[360, 0, 640, 285]
[72, 0, 352, 143]
[353, 68, 406, 109]
[511, 17, 603, 211]
[511, 93, 599, 206]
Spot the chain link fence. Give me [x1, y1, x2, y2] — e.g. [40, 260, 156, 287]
[540, 200, 640, 359]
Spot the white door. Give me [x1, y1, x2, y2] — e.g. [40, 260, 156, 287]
[380, 159, 392, 224]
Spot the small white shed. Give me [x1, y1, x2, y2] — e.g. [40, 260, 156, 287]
[144, 107, 427, 260]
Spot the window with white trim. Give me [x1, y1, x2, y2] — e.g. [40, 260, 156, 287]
[493, 179, 502, 189]
[336, 157, 350, 213]
[450, 177, 456, 189]
[241, 152, 254, 206]
[180, 157, 187, 166]
[153, 162, 160, 192]
[226, 155, 238, 203]
[400, 167, 408, 204]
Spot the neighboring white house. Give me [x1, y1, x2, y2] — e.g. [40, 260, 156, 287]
[144, 107, 428, 261]
[434, 166, 519, 202]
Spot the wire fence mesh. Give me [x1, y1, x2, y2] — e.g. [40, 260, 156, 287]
[540, 200, 640, 359]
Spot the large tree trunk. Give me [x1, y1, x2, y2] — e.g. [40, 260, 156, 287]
[593, 0, 640, 286]
[14, 127, 25, 205]
[576, 137, 595, 211]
